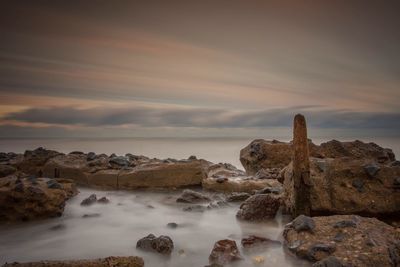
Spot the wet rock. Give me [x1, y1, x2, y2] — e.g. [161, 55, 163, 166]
[109, 156, 130, 167]
[364, 163, 380, 178]
[136, 234, 174, 255]
[241, 235, 281, 250]
[0, 177, 77, 222]
[2, 256, 144, 267]
[226, 192, 251, 202]
[312, 256, 344, 267]
[97, 196, 110, 204]
[209, 239, 242, 265]
[176, 189, 211, 203]
[0, 164, 17, 177]
[283, 215, 400, 266]
[255, 186, 283, 195]
[236, 194, 281, 221]
[86, 152, 97, 161]
[167, 222, 178, 229]
[80, 194, 97, 206]
[291, 215, 316, 232]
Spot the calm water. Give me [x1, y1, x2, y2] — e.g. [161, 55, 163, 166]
[0, 137, 398, 266]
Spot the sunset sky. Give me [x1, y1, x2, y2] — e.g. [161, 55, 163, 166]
[0, 1, 399, 138]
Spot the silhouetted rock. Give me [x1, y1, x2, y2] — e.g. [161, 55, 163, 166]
[97, 196, 110, 204]
[80, 194, 97, 206]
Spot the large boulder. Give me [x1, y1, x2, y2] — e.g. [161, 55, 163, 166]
[240, 139, 395, 175]
[16, 147, 61, 176]
[236, 194, 282, 221]
[118, 161, 206, 189]
[283, 158, 400, 218]
[208, 239, 242, 265]
[0, 176, 77, 222]
[2, 256, 144, 267]
[283, 215, 400, 267]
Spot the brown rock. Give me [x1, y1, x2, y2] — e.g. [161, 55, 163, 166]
[0, 177, 77, 222]
[209, 239, 242, 265]
[283, 215, 400, 266]
[2, 256, 144, 267]
[292, 114, 311, 217]
[236, 194, 281, 221]
[136, 234, 174, 255]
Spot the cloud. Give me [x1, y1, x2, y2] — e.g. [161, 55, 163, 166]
[3, 105, 400, 130]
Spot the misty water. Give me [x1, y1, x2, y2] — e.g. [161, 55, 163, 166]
[0, 137, 399, 266]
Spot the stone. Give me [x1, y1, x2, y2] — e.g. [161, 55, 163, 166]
[136, 234, 174, 255]
[291, 215, 316, 232]
[312, 256, 344, 267]
[183, 205, 207, 212]
[87, 152, 97, 161]
[97, 196, 110, 204]
[208, 239, 242, 265]
[2, 256, 144, 267]
[46, 179, 63, 189]
[333, 220, 357, 228]
[176, 189, 211, 203]
[82, 213, 101, 218]
[188, 155, 197, 160]
[226, 192, 251, 202]
[17, 147, 61, 176]
[80, 194, 97, 206]
[393, 177, 400, 189]
[166, 222, 178, 229]
[364, 163, 381, 178]
[236, 194, 281, 221]
[283, 157, 400, 218]
[292, 114, 311, 217]
[255, 186, 283, 195]
[283, 215, 400, 266]
[109, 156, 130, 167]
[0, 177, 77, 222]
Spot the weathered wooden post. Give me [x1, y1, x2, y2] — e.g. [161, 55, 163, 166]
[293, 114, 311, 217]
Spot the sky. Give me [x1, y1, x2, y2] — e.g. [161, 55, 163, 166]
[0, 0, 399, 138]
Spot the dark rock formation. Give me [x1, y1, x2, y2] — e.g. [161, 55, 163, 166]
[208, 239, 242, 265]
[2, 256, 144, 267]
[136, 234, 174, 255]
[241, 235, 281, 251]
[80, 194, 97, 206]
[283, 215, 400, 266]
[97, 196, 110, 204]
[236, 194, 281, 221]
[0, 176, 77, 222]
[291, 215, 316, 232]
[0, 165, 17, 177]
[226, 192, 251, 202]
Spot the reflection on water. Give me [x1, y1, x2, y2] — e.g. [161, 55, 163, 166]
[0, 188, 310, 267]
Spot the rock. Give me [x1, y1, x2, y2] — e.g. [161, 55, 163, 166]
[2, 256, 144, 267]
[136, 234, 174, 255]
[241, 235, 281, 250]
[236, 194, 281, 221]
[226, 192, 251, 202]
[208, 239, 242, 265]
[183, 205, 207, 212]
[109, 156, 130, 167]
[364, 163, 381, 178]
[240, 139, 293, 175]
[240, 139, 395, 176]
[46, 179, 63, 189]
[87, 152, 97, 161]
[176, 189, 211, 203]
[17, 147, 61, 176]
[283, 215, 400, 266]
[283, 158, 400, 218]
[333, 220, 357, 228]
[166, 222, 178, 229]
[80, 194, 97, 206]
[0, 177, 77, 222]
[97, 196, 110, 204]
[255, 186, 283, 195]
[188, 155, 197, 160]
[0, 164, 17, 177]
[291, 215, 316, 232]
[312, 256, 344, 267]
[49, 224, 66, 231]
[394, 177, 400, 190]
[203, 177, 281, 194]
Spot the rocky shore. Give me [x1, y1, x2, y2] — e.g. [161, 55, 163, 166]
[0, 114, 399, 266]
